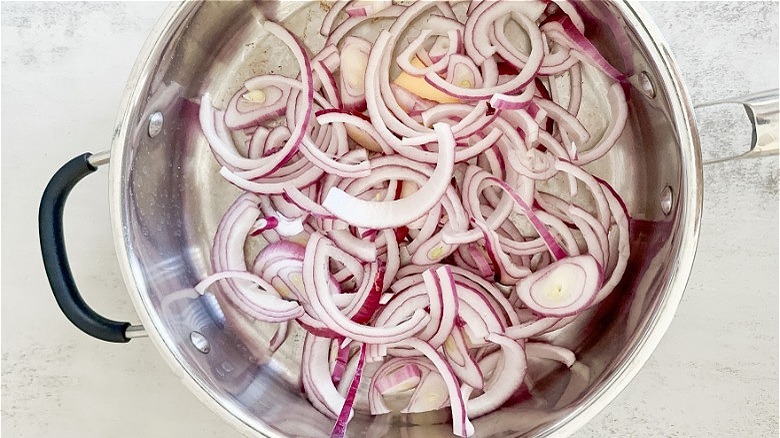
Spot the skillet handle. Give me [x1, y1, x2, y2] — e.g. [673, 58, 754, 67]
[696, 89, 779, 165]
[39, 152, 146, 343]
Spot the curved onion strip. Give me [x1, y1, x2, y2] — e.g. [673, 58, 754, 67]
[331, 344, 367, 438]
[504, 317, 561, 340]
[541, 15, 627, 84]
[322, 123, 456, 229]
[400, 338, 475, 437]
[396, 29, 459, 77]
[195, 270, 304, 321]
[526, 342, 576, 367]
[303, 334, 348, 419]
[466, 333, 527, 417]
[443, 326, 484, 389]
[320, 1, 349, 36]
[573, 83, 628, 165]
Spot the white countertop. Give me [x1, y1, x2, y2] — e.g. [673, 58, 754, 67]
[2, 2, 777, 437]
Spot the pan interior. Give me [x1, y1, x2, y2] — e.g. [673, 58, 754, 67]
[113, 2, 695, 436]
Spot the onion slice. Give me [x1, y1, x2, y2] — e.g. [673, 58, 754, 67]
[331, 344, 367, 438]
[322, 123, 456, 229]
[516, 255, 603, 317]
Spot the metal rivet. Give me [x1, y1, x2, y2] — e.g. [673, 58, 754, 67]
[148, 111, 164, 137]
[661, 186, 673, 215]
[190, 331, 210, 354]
[639, 71, 656, 98]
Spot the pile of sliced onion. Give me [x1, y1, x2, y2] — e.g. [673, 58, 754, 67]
[196, 1, 631, 437]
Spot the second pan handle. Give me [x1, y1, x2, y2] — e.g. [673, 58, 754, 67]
[696, 89, 779, 165]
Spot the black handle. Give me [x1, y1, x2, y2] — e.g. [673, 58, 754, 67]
[39, 153, 131, 343]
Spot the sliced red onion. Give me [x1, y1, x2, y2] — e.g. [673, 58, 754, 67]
[330, 344, 367, 438]
[316, 109, 395, 154]
[516, 254, 603, 317]
[298, 315, 343, 339]
[303, 334, 348, 419]
[344, 0, 392, 18]
[428, 6, 544, 100]
[445, 54, 483, 90]
[327, 229, 378, 262]
[535, 210, 581, 257]
[467, 244, 495, 278]
[320, 1, 349, 36]
[200, 4, 635, 436]
[195, 270, 304, 321]
[590, 179, 630, 306]
[339, 36, 371, 112]
[403, 371, 450, 413]
[504, 317, 561, 340]
[541, 15, 627, 84]
[217, 159, 324, 194]
[304, 234, 430, 343]
[489, 85, 536, 110]
[268, 212, 304, 237]
[427, 266, 460, 348]
[396, 29, 459, 77]
[491, 14, 575, 76]
[347, 262, 385, 324]
[554, 160, 611, 229]
[551, 0, 586, 32]
[569, 206, 609, 269]
[411, 232, 459, 266]
[325, 5, 407, 47]
[467, 333, 527, 417]
[322, 123, 455, 229]
[451, 266, 520, 326]
[429, 30, 462, 64]
[368, 357, 437, 414]
[574, 83, 628, 165]
[526, 342, 576, 367]
[224, 77, 292, 130]
[382, 271, 507, 342]
[390, 83, 437, 115]
[370, 3, 465, 142]
[222, 22, 314, 178]
[335, 345, 361, 394]
[269, 320, 290, 353]
[443, 326, 484, 389]
[464, 1, 547, 65]
[330, 341, 351, 384]
[313, 61, 343, 108]
[249, 216, 279, 236]
[374, 363, 422, 395]
[533, 97, 590, 146]
[400, 338, 474, 437]
[211, 194, 263, 291]
[283, 186, 335, 219]
[315, 43, 341, 70]
[484, 175, 568, 261]
[300, 134, 371, 178]
[199, 97, 271, 171]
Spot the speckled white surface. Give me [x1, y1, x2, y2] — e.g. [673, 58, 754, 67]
[2, 2, 777, 437]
